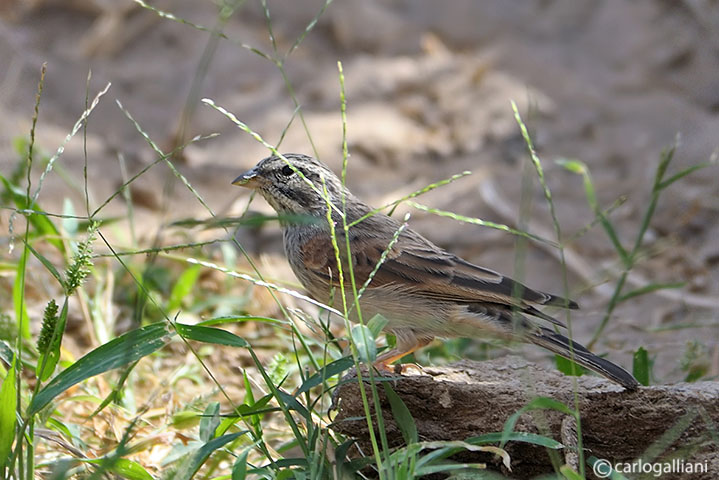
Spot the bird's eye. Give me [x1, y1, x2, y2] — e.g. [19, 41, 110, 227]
[281, 165, 294, 176]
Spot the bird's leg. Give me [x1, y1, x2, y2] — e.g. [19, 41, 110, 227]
[373, 336, 433, 373]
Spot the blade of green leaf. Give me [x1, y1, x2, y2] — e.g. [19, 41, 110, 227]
[0, 340, 33, 370]
[652, 146, 674, 192]
[175, 323, 248, 348]
[29, 322, 172, 415]
[632, 347, 650, 386]
[410, 441, 508, 474]
[466, 431, 564, 449]
[200, 402, 220, 443]
[350, 324, 376, 363]
[110, 458, 154, 480]
[273, 458, 309, 468]
[0, 358, 18, 472]
[500, 397, 575, 447]
[616, 282, 684, 303]
[657, 161, 713, 192]
[13, 245, 31, 339]
[233, 394, 274, 417]
[367, 314, 388, 338]
[232, 446, 251, 480]
[174, 431, 247, 480]
[197, 315, 285, 327]
[416, 463, 488, 476]
[25, 241, 64, 288]
[85, 458, 154, 480]
[560, 465, 584, 480]
[383, 383, 418, 444]
[555, 354, 587, 377]
[240, 369, 261, 437]
[294, 356, 354, 396]
[276, 390, 311, 421]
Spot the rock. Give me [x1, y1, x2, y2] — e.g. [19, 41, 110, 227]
[331, 356, 719, 477]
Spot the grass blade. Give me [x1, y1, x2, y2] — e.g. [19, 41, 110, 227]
[554, 354, 587, 378]
[231, 446, 251, 480]
[29, 322, 172, 415]
[109, 459, 154, 480]
[500, 397, 575, 447]
[466, 431, 564, 449]
[632, 347, 651, 386]
[560, 465, 584, 480]
[294, 356, 354, 396]
[199, 402, 220, 443]
[85, 458, 154, 480]
[24, 241, 64, 288]
[367, 314, 388, 338]
[383, 383, 418, 444]
[657, 162, 714, 191]
[0, 358, 18, 472]
[350, 324, 376, 363]
[13, 245, 31, 339]
[616, 282, 685, 303]
[197, 315, 286, 327]
[175, 323, 248, 348]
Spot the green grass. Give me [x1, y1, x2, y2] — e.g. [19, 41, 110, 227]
[1, 2, 717, 480]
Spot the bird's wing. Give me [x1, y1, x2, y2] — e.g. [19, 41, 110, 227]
[299, 227, 576, 326]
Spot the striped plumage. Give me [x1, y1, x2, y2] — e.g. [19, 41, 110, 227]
[233, 153, 639, 390]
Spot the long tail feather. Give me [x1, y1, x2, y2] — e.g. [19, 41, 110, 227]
[531, 328, 639, 390]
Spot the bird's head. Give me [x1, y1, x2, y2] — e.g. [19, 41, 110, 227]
[233, 153, 350, 217]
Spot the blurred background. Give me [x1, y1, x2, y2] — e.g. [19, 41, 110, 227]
[1, 0, 718, 382]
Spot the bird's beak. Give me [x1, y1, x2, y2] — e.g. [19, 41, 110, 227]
[232, 168, 261, 188]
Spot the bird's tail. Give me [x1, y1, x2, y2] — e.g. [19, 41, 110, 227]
[531, 328, 639, 390]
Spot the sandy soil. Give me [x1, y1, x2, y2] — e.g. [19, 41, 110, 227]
[1, 0, 718, 383]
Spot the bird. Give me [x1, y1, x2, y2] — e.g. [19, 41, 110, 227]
[232, 153, 639, 390]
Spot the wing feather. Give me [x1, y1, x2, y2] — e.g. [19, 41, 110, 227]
[298, 227, 576, 326]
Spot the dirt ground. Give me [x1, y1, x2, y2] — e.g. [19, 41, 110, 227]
[1, 0, 718, 383]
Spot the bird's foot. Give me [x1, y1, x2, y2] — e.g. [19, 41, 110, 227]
[392, 362, 424, 375]
[374, 361, 424, 376]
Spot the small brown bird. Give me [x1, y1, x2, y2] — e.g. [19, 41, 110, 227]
[233, 153, 639, 389]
